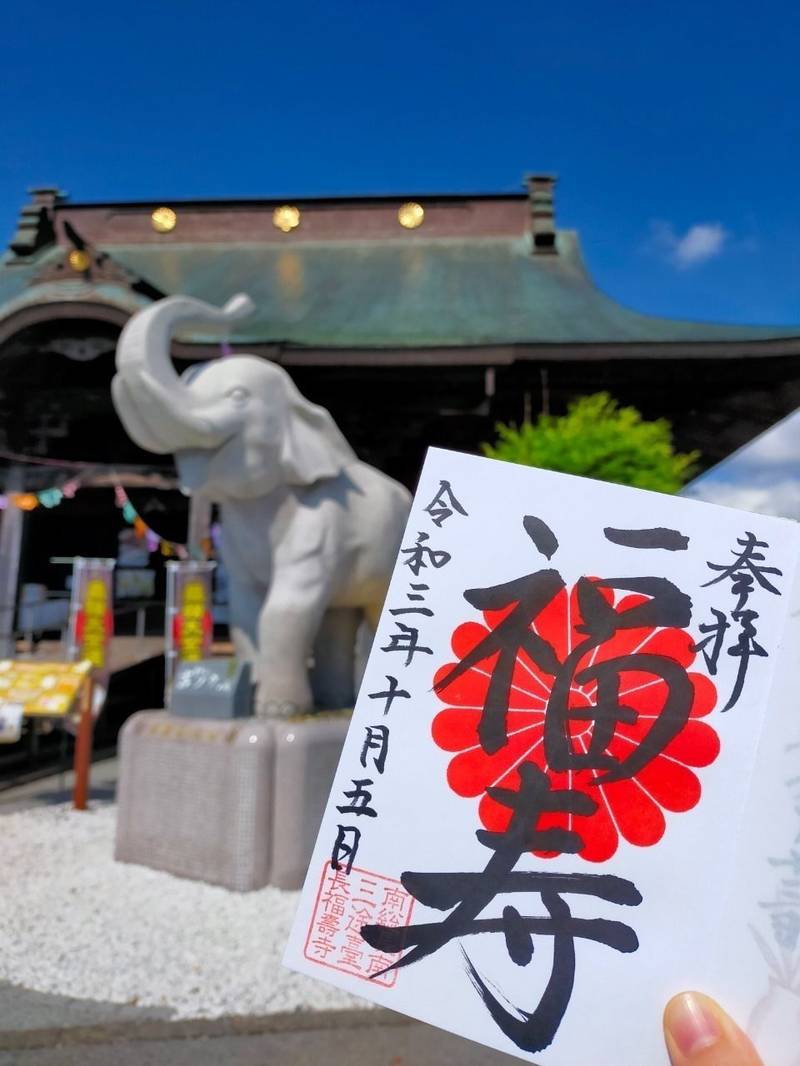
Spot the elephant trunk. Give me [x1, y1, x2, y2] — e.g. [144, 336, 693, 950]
[111, 294, 255, 454]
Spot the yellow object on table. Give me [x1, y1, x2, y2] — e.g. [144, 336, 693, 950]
[0, 659, 92, 717]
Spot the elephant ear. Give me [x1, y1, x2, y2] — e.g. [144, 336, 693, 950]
[280, 379, 357, 486]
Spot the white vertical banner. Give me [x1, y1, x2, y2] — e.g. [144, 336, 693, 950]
[164, 560, 216, 700]
[67, 557, 116, 669]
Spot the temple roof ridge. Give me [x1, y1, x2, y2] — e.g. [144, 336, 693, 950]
[0, 179, 797, 356]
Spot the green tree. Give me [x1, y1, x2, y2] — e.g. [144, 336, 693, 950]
[481, 392, 699, 493]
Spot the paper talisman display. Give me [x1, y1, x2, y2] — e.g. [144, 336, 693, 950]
[67, 558, 115, 668]
[284, 447, 800, 1065]
[165, 561, 216, 693]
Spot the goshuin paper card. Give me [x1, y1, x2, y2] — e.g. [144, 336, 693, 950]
[284, 447, 800, 1065]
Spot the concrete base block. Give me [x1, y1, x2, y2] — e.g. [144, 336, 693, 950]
[115, 709, 351, 891]
[269, 715, 354, 890]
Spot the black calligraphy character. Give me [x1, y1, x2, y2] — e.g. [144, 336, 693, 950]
[702, 532, 781, 710]
[390, 582, 434, 617]
[434, 566, 564, 753]
[692, 608, 730, 675]
[401, 532, 451, 577]
[381, 622, 433, 666]
[725, 609, 768, 711]
[424, 480, 469, 527]
[435, 517, 693, 778]
[432, 514, 565, 753]
[603, 527, 689, 552]
[545, 576, 693, 782]
[336, 779, 378, 818]
[703, 532, 783, 604]
[331, 825, 361, 875]
[368, 675, 410, 715]
[360, 725, 389, 774]
[360, 763, 640, 1054]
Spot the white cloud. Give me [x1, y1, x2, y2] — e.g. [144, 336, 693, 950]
[673, 223, 727, 266]
[650, 220, 729, 269]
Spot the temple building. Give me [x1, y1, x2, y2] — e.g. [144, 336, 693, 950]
[0, 174, 798, 612]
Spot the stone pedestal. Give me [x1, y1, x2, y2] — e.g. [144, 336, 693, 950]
[115, 709, 350, 891]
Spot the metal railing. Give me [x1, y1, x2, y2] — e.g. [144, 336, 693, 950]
[5, 597, 165, 658]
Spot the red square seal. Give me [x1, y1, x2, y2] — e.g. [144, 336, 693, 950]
[303, 863, 415, 987]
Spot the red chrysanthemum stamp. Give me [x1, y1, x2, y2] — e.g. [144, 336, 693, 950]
[432, 580, 719, 863]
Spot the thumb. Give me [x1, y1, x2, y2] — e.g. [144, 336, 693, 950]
[664, 992, 764, 1066]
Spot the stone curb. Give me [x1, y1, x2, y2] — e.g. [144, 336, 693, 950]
[0, 1007, 410, 1052]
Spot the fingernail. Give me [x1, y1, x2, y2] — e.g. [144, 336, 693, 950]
[667, 993, 723, 1057]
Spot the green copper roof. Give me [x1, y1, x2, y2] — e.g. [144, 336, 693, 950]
[1, 232, 798, 349]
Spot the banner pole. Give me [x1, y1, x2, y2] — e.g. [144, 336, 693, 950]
[72, 675, 94, 811]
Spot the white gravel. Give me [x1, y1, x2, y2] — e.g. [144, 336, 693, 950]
[0, 803, 361, 1019]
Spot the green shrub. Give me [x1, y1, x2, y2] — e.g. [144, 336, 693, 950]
[481, 392, 699, 493]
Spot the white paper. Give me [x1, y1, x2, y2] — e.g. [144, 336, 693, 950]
[0, 702, 23, 744]
[284, 447, 800, 1065]
[706, 564, 800, 1065]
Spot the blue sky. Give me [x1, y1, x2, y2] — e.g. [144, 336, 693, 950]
[3, 0, 799, 326]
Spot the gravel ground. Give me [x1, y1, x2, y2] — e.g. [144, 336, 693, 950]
[0, 804, 360, 1020]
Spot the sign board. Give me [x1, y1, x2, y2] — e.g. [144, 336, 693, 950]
[171, 658, 253, 719]
[0, 659, 91, 718]
[0, 702, 23, 743]
[67, 558, 115, 668]
[284, 447, 800, 1066]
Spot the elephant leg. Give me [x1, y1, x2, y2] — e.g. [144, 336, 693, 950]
[226, 576, 263, 672]
[310, 607, 361, 709]
[256, 578, 330, 718]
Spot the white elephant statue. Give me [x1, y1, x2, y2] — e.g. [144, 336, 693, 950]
[111, 294, 411, 717]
